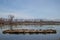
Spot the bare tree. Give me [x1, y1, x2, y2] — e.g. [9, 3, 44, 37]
[8, 15, 14, 30]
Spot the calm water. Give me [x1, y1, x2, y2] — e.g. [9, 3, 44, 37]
[0, 25, 60, 40]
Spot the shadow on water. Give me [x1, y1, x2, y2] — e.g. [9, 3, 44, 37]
[3, 32, 57, 35]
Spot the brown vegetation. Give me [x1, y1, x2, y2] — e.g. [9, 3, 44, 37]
[0, 15, 60, 25]
[3, 29, 56, 34]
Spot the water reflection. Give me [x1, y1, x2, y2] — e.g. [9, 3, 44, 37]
[0, 25, 57, 30]
[0, 25, 60, 40]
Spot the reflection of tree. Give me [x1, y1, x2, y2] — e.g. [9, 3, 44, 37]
[0, 18, 4, 26]
[8, 15, 14, 30]
[0, 25, 3, 30]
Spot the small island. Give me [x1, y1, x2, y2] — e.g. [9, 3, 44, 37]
[3, 29, 56, 34]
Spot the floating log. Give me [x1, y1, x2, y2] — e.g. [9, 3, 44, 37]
[3, 29, 56, 34]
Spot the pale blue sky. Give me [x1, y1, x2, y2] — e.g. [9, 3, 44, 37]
[0, 0, 60, 19]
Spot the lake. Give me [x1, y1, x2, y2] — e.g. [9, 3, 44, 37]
[0, 25, 60, 40]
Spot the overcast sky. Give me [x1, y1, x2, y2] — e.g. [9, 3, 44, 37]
[0, 0, 60, 19]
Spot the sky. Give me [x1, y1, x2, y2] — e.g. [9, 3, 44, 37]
[0, 0, 60, 19]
